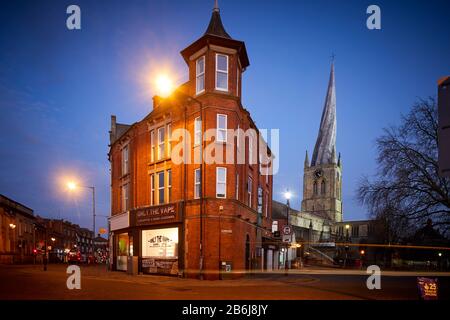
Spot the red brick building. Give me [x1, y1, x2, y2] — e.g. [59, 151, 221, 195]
[109, 3, 274, 279]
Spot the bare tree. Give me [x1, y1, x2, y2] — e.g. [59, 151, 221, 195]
[358, 98, 450, 236]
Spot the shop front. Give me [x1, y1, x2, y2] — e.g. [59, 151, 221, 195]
[110, 202, 183, 275]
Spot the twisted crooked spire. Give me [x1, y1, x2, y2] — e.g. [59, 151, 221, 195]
[311, 62, 337, 166]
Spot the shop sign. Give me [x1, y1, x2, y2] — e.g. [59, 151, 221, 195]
[417, 277, 438, 300]
[134, 203, 180, 226]
[141, 258, 178, 275]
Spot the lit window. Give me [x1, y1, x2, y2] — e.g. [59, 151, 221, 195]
[194, 117, 201, 146]
[122, 183, 129, 212]
[150, 174, 155, 205]
[157, 127, 165, 160]
[150, 130, 155, 162]
[247, 176, 253, 207]
[122, 145, 129, 175]
[216, 167, 227, 198]
[215, 54, 228, 91]
[194, 168, 201, 199]
[158, 171, 165, 204]
[217, 114, 227, 143]
[196, 56, 205, 94]
[167, 169, 172, 203]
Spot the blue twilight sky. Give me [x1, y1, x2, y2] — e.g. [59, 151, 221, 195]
[1, 0, 449, 232]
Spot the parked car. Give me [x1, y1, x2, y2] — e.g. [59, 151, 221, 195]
[67, 249, 82, 264]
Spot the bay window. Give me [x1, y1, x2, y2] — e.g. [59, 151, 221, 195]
[215, 54, 228, 91]
[216, 167, 227, 198]
[196, 56, 205, 94]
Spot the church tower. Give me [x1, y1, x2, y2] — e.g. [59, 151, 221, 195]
[301, 62, 343, 222]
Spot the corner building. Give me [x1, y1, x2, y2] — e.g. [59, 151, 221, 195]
[108, 4, 274, 279]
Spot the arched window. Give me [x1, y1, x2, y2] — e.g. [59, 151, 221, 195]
[313, 181, 318, 195]
[321, 180, 326, 194]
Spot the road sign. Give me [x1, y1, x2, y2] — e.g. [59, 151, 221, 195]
[283, 225, 292, 235]
[282, 234, 292, 243]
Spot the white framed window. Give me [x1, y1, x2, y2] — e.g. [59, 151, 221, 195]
[196, 56, 205, 94]
[247, 176, 253, 208]
[150, 174, 155, 205]
[215, 54, 228, 91]
[122, 183, 129, 212]
[167, 169, 172, 203]
[122, 145, 129, 175]
[157, 127, 165, 160]
[158, 171, 165, 204]
[167, 123, 172, 156]
[216, 167, 227, 198]
[272, 221, 278, 233]
[194, 117, 201, 146]
[236, 173, 239, 200]
[194, 168, 201, 199]
[150, 130, 155, 162]
[217, 114, 227, 143]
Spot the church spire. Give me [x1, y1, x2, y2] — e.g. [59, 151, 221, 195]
[204, 0, 231, 39]
[311, 61, 337, 166]
[304, 150, 310, 168]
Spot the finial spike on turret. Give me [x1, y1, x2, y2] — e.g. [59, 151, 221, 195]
[214, 0, 219, 12]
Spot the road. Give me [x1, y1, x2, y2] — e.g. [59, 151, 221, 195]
[0, 264, 449, 300]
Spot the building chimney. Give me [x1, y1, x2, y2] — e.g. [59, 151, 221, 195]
[110, 115, 117, 144]
[153, 95, 163, 109]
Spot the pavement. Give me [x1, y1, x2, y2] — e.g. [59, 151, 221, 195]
[0, 264, 449, 300]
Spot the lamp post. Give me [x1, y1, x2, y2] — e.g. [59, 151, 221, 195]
[67, 182, 96, 236]
[344, 224, 350, 268]
[284, 190, 291, 275]
[9, 223, 16, 263]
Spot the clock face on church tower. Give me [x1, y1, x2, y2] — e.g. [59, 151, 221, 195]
[314, 169, 323, 178]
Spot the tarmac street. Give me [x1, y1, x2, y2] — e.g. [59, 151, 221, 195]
[0, 264, 449, 300]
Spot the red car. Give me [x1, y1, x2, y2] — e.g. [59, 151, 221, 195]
[67, 249, 82, 264]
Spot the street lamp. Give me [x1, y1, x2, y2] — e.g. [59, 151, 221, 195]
[9, 223, 16, 229]
[344, 224, 350, 268]
[66, 181, 96, 236]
